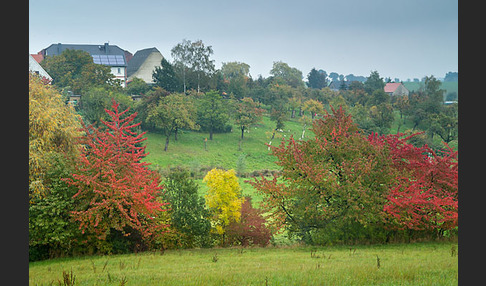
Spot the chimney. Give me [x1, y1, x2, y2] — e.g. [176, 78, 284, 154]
[104, 43, 109, 54]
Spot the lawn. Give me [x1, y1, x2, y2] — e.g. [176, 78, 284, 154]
[29, 241, 458, 285]
[142, 115, 307, 173]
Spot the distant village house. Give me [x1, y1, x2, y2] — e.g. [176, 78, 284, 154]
[38, 43, 132, 88]
[127, 47, 163, 84]
[384, 82, 409, 96]
[29, 54, 52, 82]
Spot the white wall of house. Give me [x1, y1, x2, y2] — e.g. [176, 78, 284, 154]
[110, 66, 127, 87]
[393, 85, 409, 96]
[128, 52, 163, 83]
[29, 55, 52, 81]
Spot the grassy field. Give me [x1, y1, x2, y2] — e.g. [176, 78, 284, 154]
[29, 241, 458, 285]
[143, 116, 307, 173]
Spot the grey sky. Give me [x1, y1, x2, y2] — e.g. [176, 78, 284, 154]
[29, 0, 457, 81]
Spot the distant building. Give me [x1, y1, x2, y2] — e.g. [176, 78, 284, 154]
[39, 43, 131, 87]
[384, 82, 409, 96]
[29, 54, 52, 82]
[329, 80, 352, 91]
[127, 47, 163, 84]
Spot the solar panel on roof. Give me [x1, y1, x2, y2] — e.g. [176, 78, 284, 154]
[91, 54, 125, 66]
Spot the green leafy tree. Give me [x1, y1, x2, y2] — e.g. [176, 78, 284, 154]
[369, 103, 395, 135]
[427, 104, 458, 144]
[41, 49, 120, 94]
[162, 167, 211, 248]
[307, 68, 327, 89]
[270, 61, 304, 88]
[221, 61, 250, 80]
[171, 39, 215, 93]
[364, 70, 385, 94]
[78, 86, 134, 126]
[147, 92, 199, 151]
[196, 91, 230, 140]
[221, 62, 250, 99]
[29, 153, 85, 261]
[152, 58, 181, 92]
[366, 89, 390, 107]
[302, 99, 325, 119]
[171, 39, 192, 93]
[249, 107, 395, 244]
[233, 97, 264, 140]
[126, 77, 151, 96]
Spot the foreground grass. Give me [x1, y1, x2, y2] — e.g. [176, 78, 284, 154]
[29, 242, 457, 285]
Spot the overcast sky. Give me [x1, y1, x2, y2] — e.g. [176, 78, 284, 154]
[29, 0, 458, 81]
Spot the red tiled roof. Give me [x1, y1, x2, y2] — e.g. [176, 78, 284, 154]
[384, 82, 401, 93]
[31, 54, 44, 63]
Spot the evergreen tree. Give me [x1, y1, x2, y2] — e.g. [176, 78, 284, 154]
[152, 58, 181, 92]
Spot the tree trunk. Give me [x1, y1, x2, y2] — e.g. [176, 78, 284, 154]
[241, 126, 245, 140]
[183, 68, 186, 94]
[174, 127, 178, 141]
[209, 129, 213, 140]
[164, 136, 170, 151]
[197, 73, 201, 94]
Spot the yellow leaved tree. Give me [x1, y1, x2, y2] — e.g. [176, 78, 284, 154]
[203, 168, 244, 243]
[29, 74, 82, 203]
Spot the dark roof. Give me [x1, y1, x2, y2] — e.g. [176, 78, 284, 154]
[41, 43, 128, 67]
[329, 80, 352, 90]
[127, 47, 161, 77]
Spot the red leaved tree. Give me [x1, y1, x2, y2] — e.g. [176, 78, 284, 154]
[369, 133, 458, 231]
[66, 100, 169, 242]
[226, 197, 272, 247]
[250, 105, 458, 244]
[249, 106, 396, 243]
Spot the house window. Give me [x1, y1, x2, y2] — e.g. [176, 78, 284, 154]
[117, 68, 121, 74]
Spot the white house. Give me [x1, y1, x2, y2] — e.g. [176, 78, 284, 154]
[39, 43, 131, 87]
[29, 54, 52, 82]
[127, 47, 164, 84]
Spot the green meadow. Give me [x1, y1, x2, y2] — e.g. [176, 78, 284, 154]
[29, 241, 458, 285]
[142, 115, 306, 173]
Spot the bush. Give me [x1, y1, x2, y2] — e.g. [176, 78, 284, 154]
[162, 167, 212, 248]
[226, 197, 272, 247]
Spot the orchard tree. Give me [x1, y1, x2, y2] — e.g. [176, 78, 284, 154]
[233, 97, 264, 140]
[369, 103, 394, 135]
[196, 90, 229, 140]
[66, 100, 169, 242]
[147, 92, 199, 151]
[221, 61, 251, 99]
[302, 99, 325, 119]
[203, 169, 244, 244]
